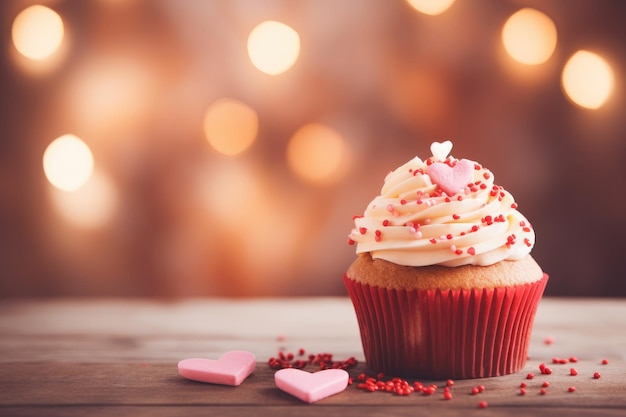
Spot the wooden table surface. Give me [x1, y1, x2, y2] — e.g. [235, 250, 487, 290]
[0, 297, 624, 416]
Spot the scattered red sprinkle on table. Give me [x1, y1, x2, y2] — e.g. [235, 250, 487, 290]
[265, 348, 610, 407]
[268, 350, 358, 371]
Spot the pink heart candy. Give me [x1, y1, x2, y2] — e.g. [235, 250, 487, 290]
[275, 368, 349, 403]
[428, 158, 475, 196]
[178, 350, 256, 386]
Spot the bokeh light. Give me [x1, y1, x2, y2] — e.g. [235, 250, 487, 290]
[66, 57, 155, 135]
[247, 20, 300, 75]
[502, 8, 557, 65]
[406, 0, 455, 16]
[561, 50, 614, 109]
[11, 5, 64, 60]
[43, 134, 94, 191]
[203, 98, 259, 156]
[286, 123, 351, 186]
[49, 170, 118, 228]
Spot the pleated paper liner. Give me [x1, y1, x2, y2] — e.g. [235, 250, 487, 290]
[343, 273, 548, 380]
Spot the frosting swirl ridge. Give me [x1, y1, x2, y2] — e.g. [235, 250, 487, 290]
[348, 144, 535, 267]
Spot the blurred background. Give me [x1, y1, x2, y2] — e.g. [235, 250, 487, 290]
[1, 0, 625, 298]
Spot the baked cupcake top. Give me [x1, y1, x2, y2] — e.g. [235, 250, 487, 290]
[348, 141, 535, 267]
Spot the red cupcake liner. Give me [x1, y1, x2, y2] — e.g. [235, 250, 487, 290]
[343, 273, 548, 379]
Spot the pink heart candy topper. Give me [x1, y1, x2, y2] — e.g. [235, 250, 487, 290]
[274, 368, 349, 403]
[178, 350, 256, 386]
[428, 158, 475, 196]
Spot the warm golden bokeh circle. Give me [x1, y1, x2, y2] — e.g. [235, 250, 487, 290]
[247, 20, 301, 75]
[286, 123, 351, 186]
[43, 134, 94, 192]
[502, 8, 557, 65]
[12, 5, 64, 60]
[204, 98, 259, 156]
[561, 50, 614, 109]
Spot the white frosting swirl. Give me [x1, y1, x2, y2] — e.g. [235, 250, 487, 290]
[348, 150, 535, 267]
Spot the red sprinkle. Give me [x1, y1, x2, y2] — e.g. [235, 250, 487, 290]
[569, 356, 578, 363]
[443, 390, 452, 400]
[601, 359, 609, 365]
[540, 388, 547, 395]
[478, 401, 488, 409]
[471, 387, 480, 395]
[570, 368, 578, 376]
[593, 372, 601, 379]
[520, 382, 527, 388]
[543, 367, 553, 375]
[520, 388, 526, 395]
[467, 247, 476, 256]
[568, 386, 576, 392]
[527, 373, 534, 379]
[542, 381, 550, 388]
[359, 227, 367, 235]
[544, 337, 554, 345]
[446, 379, 455, 387]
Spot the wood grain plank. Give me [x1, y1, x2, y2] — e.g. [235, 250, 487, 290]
[0, 297, 625, 416]
[0, 361, 624, 408]
[0, 298, 625, 363]
[1, 406, 625, 417]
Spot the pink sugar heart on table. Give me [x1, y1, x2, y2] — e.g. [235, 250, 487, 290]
[178, 350, 255, 386]
[428, 158, 475, 197]
[274, 368, 349, 403]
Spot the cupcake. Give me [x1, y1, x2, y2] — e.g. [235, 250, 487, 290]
[344, 140, 548, 379]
